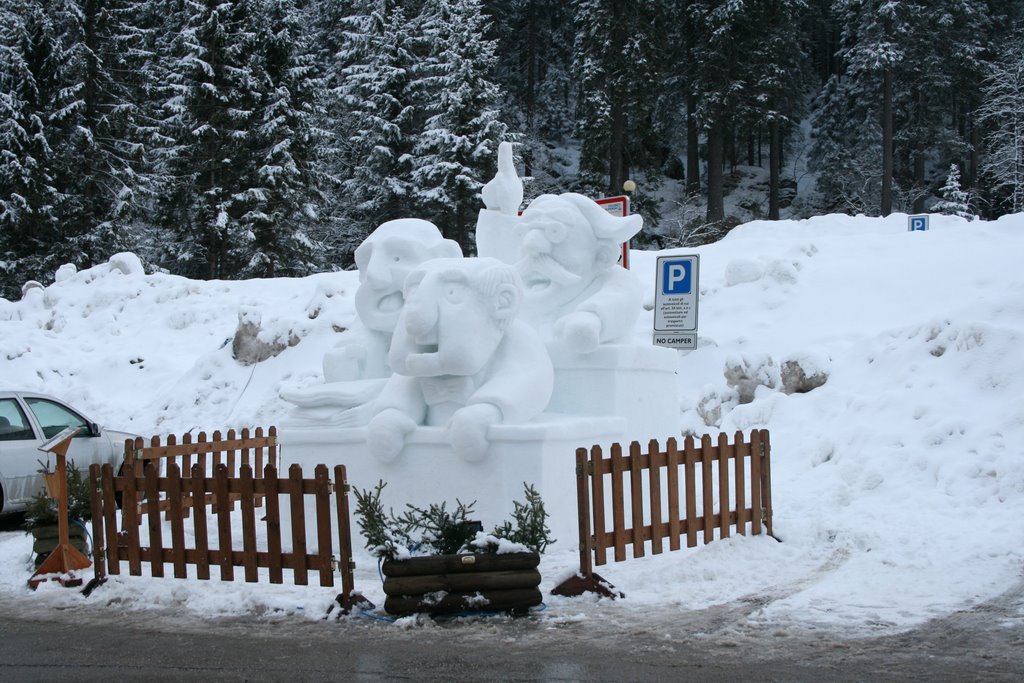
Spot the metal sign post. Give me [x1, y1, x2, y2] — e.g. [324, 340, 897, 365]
[29, 426, 92, 589]
[653, 255, 700, 349]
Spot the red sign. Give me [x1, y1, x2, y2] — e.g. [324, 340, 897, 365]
[596, 196, 631, 269]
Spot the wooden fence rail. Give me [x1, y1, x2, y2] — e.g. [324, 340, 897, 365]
[123, 427, 278, 520]
[88, 461, 359, 610]
[553, 429, 773, 597]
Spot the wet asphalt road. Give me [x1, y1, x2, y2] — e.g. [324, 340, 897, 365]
[2, 513, 1022, 682]
[1, 587, 1022, 682]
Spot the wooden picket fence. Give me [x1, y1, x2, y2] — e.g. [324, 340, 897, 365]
[553, 430, 773, 597]
[88, 461, 360, 610]
[123, 427, 278, 520]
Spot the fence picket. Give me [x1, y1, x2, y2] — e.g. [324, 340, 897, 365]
[191, 463, 210, 580]
[265, 465, 283, 584]
[700, 434, 714, 544]
[683, 436, 697, 548]
[333, 464, 355, 605]
[240, 465, 258, 583]
[177, 433, 192, 521]
[215, 464, 234, 580]
[610, 444, 627, 563]
[590, 446, 607, 566]
[735, 431, 747, 535]
[314, 465, 334, 587]
[648, 439, 664, 554]
[88, 465, 107, 582]
[289, 464, 309, 586]
[760, 430, 774, 537]
[663, 438, 679, 557]
[100, 463, 119, 576]
[145, 463, 164, 577]
[718, 432, 731, 539]
[226, 429, 238, 512]
[628, 442, 644, 558]
[750, 430, 763, 536]
[167, 464, 187, 578]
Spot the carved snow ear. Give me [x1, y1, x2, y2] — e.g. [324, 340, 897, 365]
[595, 242, 619, 266]
[492, 282, 520, 322]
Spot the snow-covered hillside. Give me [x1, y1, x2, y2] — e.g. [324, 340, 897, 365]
[2, 212, 1022, 634]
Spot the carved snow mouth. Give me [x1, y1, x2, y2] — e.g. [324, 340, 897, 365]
[525, 276, 552, 292]
[376, 291, 404, 312]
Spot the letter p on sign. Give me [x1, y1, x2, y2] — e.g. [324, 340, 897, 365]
[662, 260, 692, 295]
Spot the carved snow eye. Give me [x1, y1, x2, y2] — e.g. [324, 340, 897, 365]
[544, 223, 566, 243]
[442, 281, 467, 304]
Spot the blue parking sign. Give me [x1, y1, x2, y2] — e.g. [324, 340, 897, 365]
[661, 259, 692, 295]
[908, 215, 929, 231]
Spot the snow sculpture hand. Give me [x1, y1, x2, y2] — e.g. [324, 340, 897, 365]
[367, 408, 418, 463]
[367, 258, 553, 461]
[448, 403, 503, 462]
[481, 141, 523, 216]
[554, 311, 603, 354]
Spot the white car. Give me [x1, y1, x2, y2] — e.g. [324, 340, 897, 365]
[0, 390, 138, 515]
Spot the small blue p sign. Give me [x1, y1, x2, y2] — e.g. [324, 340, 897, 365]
[909, 215, 929, 232]
[662, 260, 692, 294]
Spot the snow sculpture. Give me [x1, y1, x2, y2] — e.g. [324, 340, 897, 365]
[282, 219, 461, 422]
[365, 257, 554, 463]
[477, 144, 644, 353]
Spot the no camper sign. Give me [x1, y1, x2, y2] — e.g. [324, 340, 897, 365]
[653, 255, 699, 349]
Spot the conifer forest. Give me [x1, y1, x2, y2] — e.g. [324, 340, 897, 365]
[1, 0, 1022, 298]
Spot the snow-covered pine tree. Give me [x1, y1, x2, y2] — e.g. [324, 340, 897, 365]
[155, 0, 266, 279]
[933, 164, 974, 219]
[412, 0, 507, 254]
[572, 0, 664, 199]
[339, 0, 425, 248]
[55, 0, 155, 265]
[977, 37, 1024, 215]
[0, 1, 75, 297]
[483, 0, 575, 198]
[241, 0, 327, 278]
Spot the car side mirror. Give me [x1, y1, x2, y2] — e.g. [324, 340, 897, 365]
[90, 422, 102, 437]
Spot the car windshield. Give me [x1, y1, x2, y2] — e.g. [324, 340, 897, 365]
[0, 399, 35, 441]
[24, 398, 90, 440]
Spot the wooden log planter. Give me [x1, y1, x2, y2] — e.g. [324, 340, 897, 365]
[382, 552, 542, 616]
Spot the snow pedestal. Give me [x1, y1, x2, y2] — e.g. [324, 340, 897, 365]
[547, 344, 682, 446]
[278, 415, 627, 550]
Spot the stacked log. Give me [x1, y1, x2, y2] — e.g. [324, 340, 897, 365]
[382, 552, 541, 616]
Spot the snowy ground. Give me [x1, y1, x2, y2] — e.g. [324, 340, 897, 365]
[1, 212, 1023, 640]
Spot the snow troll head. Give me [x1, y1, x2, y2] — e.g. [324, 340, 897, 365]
[353, 219, 463, 334]
[367, 258, 554, 463]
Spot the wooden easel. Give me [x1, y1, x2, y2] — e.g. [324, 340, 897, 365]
[29, 426, 91, 589]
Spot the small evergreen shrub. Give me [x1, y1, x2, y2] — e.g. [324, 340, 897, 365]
[354, 481, 554, 561]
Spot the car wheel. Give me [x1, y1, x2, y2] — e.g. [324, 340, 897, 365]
[0, 484, 5, 515]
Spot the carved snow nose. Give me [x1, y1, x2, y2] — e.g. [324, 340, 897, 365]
[403, 297, 437, 336]
[364, 258, 391, 287]
[523, 229, 550, 255]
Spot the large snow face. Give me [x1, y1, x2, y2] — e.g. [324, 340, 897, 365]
[366, 257, 553, 462]
[352, 219, 461, 333]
